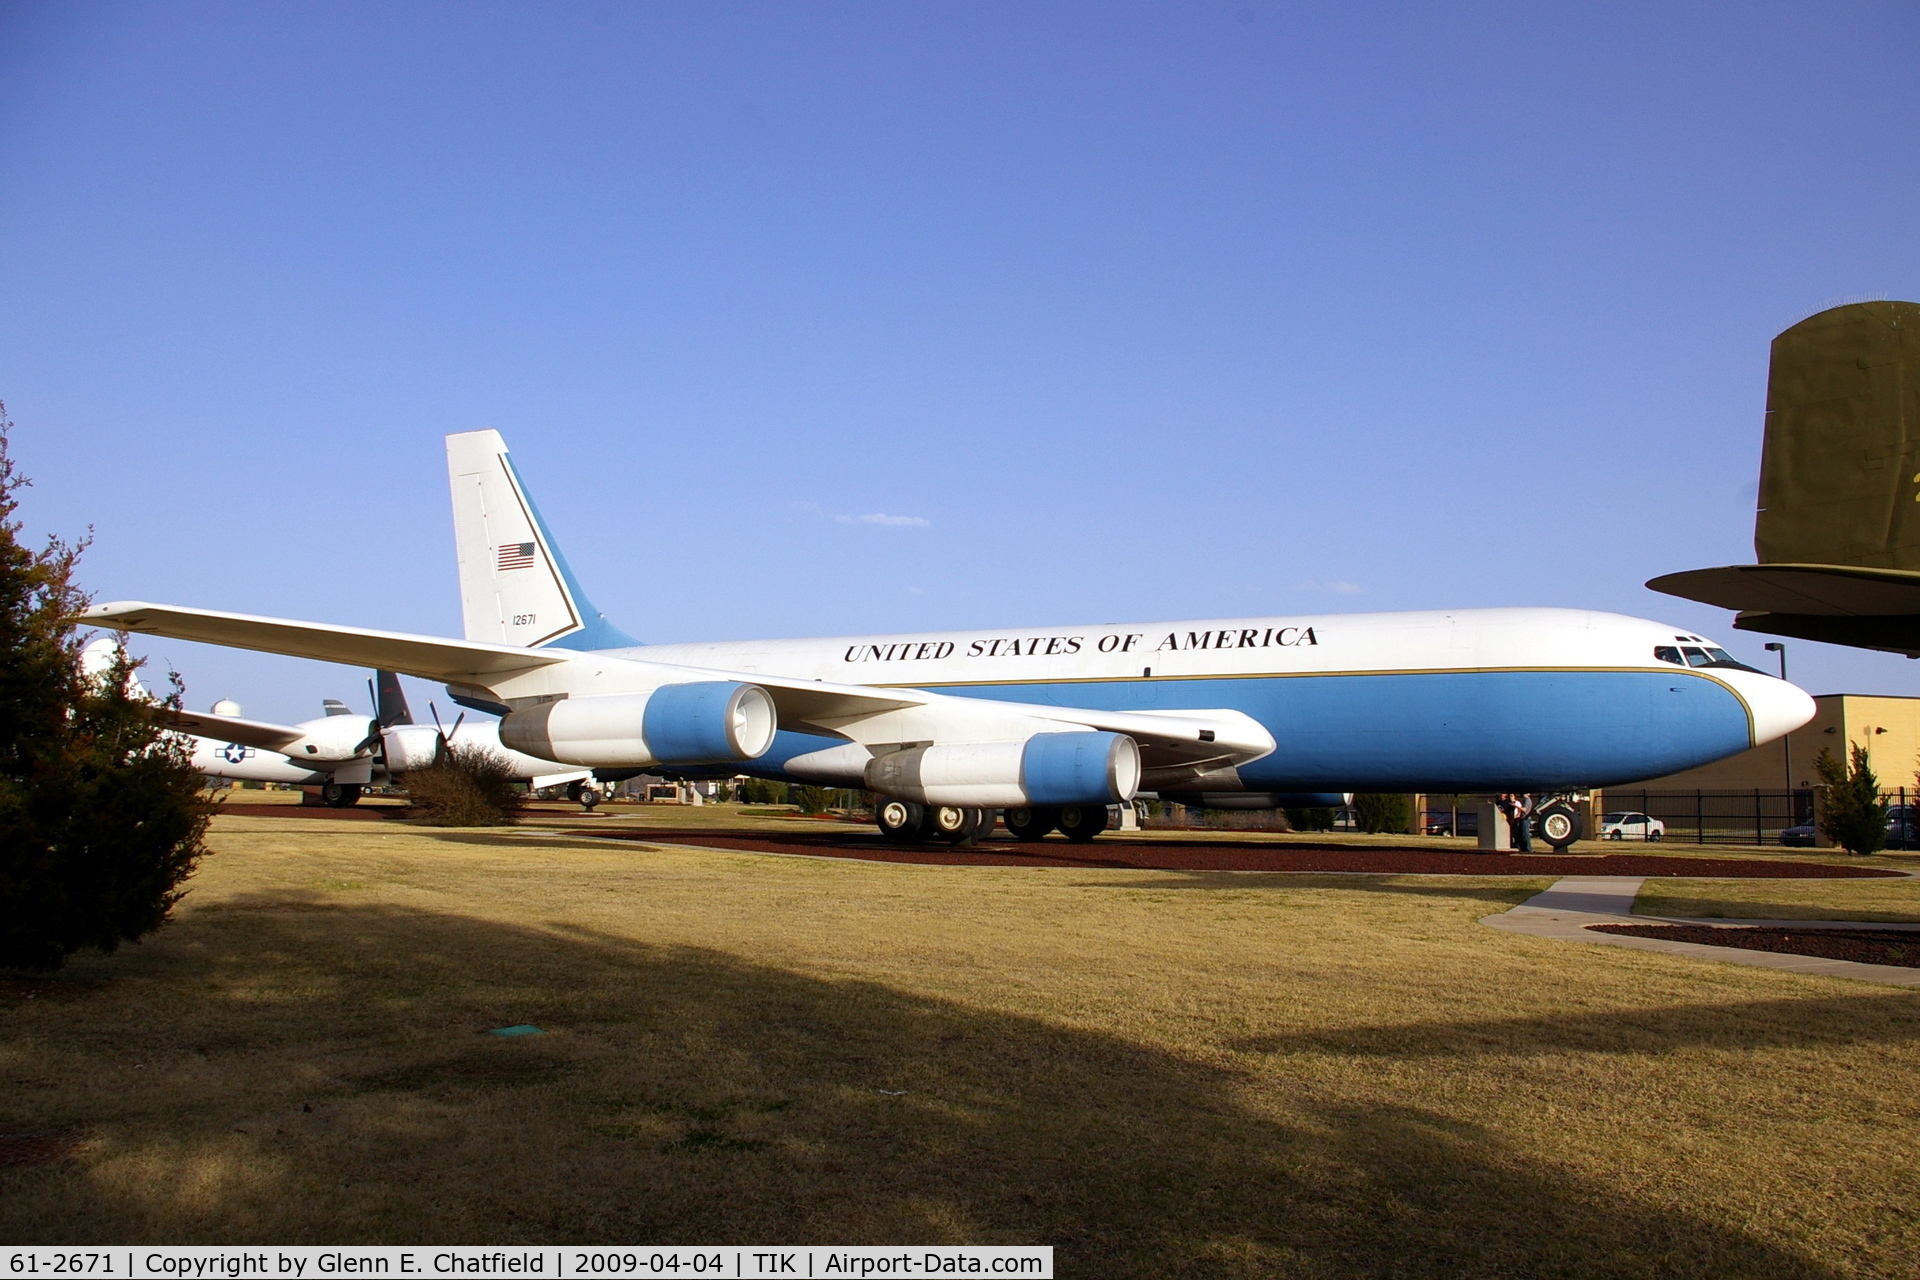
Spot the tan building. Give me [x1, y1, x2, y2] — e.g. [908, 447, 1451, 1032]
[1620, 694, 1920, 797]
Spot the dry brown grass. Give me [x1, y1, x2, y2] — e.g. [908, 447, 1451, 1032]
[1635, 876, 1920, 923]
[4, 814, 1920, 1275]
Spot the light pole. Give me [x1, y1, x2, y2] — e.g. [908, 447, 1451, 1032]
[1765, 643, 1793, 815]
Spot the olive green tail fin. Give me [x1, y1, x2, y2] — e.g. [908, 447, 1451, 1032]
[1649, 300, 1920, 656]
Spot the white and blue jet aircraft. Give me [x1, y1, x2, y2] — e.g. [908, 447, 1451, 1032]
[84, 430, 1815, 846]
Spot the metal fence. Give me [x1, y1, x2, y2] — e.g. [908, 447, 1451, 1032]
[1596, 789, 1817, 846]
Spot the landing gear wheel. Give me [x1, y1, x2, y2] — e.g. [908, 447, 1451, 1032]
[566, 780, 602, 811]
[320, 782, 362, 809]
[1533, 802, 1583, 852]
[1057, 804, 1110, 843]
[1004, 806, 1059, 842]
[876, 798, 924, 843]
[926, 805, 985, 845]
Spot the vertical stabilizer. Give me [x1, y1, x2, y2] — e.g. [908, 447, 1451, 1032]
[1757, 301, 1920, 568]
[445, 430, 637, 650]
[374, 670, 413, 726]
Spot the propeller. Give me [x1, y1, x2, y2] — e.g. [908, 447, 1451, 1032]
[352, 683, 383, 754]
[428, 701, 467, 758]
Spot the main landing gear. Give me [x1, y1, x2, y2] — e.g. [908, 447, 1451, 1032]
[880, 803, 1115, 846]
[565, 779, 604, 811]
[319, 781, 362, 808]
[875, 799, 995, 847]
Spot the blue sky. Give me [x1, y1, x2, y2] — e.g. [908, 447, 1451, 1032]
[2, 2, 1916, 721]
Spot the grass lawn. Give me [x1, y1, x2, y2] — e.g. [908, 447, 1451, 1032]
[1635, 876, 1920, 923]
[5, 813, 1920, 1276]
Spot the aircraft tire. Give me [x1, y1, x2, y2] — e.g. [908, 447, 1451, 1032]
[876, 798, 923, 843]
[1057, 804, 1110, 842]
[926, 805, 976, 844]
[321, 782, 362, 808]
[1004, 806, 1058, 841]
[1534, 802, 1582, 851]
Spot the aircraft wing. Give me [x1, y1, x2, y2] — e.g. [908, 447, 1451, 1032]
[740, 672, 1272, 768]
[159, 707, 308, 753]
[80, 600, 1272, 769]
[80, 601, 573, 684]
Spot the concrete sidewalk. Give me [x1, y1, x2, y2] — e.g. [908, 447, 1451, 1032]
[1482, 876, 1920, 987]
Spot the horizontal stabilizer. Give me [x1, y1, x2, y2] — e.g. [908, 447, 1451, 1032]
[80, 601, 573, 684]
[1648, 563, 1920, 616]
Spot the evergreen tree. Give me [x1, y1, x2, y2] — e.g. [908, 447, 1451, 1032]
[1814, 743, 1887, 855]
[1285, 806, 1336, 832]
[1353, 793, 1411, 834]
[0, 411, 212, 970]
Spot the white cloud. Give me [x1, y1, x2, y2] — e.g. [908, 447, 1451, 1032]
[1293, 579, 1364, 596]
[836, 512, 930, 527]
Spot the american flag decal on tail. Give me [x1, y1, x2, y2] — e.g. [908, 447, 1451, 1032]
[496, 542, 537, 572]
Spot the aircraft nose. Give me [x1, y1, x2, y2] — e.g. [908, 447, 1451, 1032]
[1734, 671, 1816, 746]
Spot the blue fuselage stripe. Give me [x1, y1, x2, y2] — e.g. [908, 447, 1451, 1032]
[727, 669, 1750, 793]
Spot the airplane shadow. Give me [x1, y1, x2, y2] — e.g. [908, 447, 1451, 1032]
[0, 896, 1863, 1276]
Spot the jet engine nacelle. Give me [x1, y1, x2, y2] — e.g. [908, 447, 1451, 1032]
[497, 681, 777, 769]
[381, 725, 444, 772]
[277, 715, 376, 763]
[865, 731, 1140, 808]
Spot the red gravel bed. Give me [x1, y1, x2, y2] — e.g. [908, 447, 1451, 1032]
[215, 802, 402, 821]
[581, 828, 1900, 878]
[1589, 923, 1920, 967]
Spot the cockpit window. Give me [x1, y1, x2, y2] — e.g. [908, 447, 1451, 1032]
[1654, 646, 1684, 665]
[1682, 647, 1714, 667]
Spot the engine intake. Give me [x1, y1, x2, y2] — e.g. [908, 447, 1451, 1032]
[499, 682, 776, 768]
[865, 731, 1139, 807]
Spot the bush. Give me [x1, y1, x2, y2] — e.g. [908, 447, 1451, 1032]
[1354, 793, 1410, 834]
[0, 413, 212, 970]
[739, 777, 788, 805]
[792, 785, 829, 815]
[1815, 744, 1887, 855]
[1286, 806, 1336, 832]
[404, 743, 522, 826]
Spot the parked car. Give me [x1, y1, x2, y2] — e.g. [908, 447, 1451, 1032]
[1425, 811, 1478, 837]
[1886, 806, 1920, 850]
[1600, 811, 1665, 841]
[1779, 823, 1817, 847]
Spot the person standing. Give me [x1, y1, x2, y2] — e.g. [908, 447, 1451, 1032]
[1510, 793, 1535, 853]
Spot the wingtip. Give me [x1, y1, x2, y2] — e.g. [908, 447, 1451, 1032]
[81, 600, 151, 619]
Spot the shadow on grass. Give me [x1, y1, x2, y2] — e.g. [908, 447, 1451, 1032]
[0, 895, 1854, 1276]
[1063, 872, 1548, 905]
[1241, 992, 1920, 1059]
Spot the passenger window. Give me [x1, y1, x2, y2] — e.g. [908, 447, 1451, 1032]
[1682, 647, 1713, 667]
[1654, 646, 1684, 665]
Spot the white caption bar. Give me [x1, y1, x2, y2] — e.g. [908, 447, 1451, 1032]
[5, 1249, 1052, 1280]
